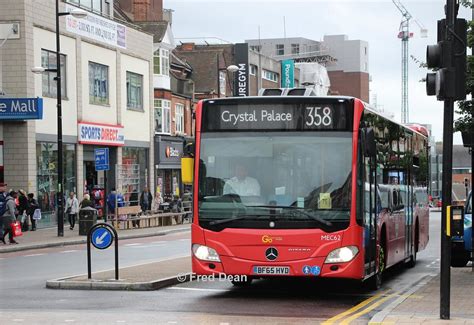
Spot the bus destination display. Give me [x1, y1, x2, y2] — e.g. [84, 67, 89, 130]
[202, 103, 351, 131]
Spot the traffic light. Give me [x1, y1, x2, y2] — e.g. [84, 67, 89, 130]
[426, 18, 467, 101]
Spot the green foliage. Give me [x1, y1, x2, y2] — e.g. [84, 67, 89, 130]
[455, 1, 474, 133]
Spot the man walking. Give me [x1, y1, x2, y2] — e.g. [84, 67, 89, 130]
[137, 186, 152, 228]
[0, 183, 8, 241]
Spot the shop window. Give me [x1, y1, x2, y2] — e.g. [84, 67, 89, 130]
[154, 99, 171, 134]
[89, 61, 109, 105]
[36, 142, 76, 227]
[175, 103, 184, 134]
[153, 49, 169, 76]
[126, 71, 143, 111]
[41, 49, 67, 99]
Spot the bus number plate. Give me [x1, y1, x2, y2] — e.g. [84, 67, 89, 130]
[252, 266, 290, 275]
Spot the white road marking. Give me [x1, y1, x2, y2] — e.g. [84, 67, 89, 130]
[12, 319, 24, 322]
[116, 321, 126, 323]
[24, 253, 45, 257]
[151, 241, 165, 244]
[178, 239, 190, 241]
[167, 322, 178, 324]
[130, 244, 165, 248]
[167, 287, 229, 293]
[64, 320, 75, 322]
[124, 243, 140, 246]
[60, 250, 78, 253]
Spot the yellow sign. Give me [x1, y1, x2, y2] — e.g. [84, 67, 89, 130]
[319, 193, 332, 209]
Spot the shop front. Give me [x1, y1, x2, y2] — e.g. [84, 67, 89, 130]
[154, 136, 183, 201]
[78, 121, 124, 217]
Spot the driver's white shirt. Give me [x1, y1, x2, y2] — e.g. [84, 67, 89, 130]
[223, 176, 261, 196]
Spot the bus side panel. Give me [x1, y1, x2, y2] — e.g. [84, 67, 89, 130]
[193, 101, 203, 225]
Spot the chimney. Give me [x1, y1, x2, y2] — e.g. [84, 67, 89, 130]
[132, 0, 163, 22]
[181, 43, 195, 51]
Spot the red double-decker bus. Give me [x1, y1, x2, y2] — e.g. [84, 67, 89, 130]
[188, 91, 429, 288]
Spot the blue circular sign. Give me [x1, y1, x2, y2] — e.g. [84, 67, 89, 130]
[91, 226, 113, 250]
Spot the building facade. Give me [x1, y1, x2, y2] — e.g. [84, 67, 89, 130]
[116, 0, 194, 200]
[0, 0, 154, 227]
[246, 35, 369, 101]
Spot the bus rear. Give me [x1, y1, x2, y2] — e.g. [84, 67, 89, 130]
[191, 96, 367, 281]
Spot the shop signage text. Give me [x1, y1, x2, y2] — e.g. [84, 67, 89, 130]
[78, 122, 124, 146]
[65, 5, 126, 49]
[281, 59, 295, 88]
[165, 146, 180, 158]
[0, 97, 43, 120]
[234, 43, 249, 96]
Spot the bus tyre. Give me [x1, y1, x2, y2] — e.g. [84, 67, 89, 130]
[406, 225, 418, 268]
[231, 277, 252, 287]
[367, 244, 385, 291]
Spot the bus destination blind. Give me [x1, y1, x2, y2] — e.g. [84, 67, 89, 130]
[202, 103, 350, 131]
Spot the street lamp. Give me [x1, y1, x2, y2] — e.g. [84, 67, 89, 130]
[32, 2, 87, 237]
[217, 64, 239, 98]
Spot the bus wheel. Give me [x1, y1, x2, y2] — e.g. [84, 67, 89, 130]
[367, 244, 385, 291]
[231, 277, 253, 287]
[406, 223, 419, 268]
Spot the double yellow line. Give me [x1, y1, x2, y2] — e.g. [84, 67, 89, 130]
[322, 290, 395, 325]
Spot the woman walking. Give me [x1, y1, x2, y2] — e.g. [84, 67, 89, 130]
[65, 192, 79, 230]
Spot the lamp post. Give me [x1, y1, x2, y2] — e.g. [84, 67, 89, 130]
[226, 65, 239, 97]
[32, 2, 87, 237]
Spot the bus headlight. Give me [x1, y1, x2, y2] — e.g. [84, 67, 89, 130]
[192, 244, 221, 262]
[325, 246, 359, 263]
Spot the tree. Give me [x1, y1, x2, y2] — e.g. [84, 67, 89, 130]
[455, 2, 474, 140]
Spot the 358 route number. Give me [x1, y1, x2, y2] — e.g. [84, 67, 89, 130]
[305, 106, 332, 127]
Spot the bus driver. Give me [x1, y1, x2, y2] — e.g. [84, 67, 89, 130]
[223, 164, 261, 197]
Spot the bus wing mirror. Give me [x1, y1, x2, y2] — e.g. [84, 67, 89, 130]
[181, 157, 194, 185]
[365, 128, 376, 157]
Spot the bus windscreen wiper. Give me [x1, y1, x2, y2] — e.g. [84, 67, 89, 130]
[249, 205, 333, 227]
[208, 214, 270, 226]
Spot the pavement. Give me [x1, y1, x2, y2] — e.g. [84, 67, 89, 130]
[371, 265, 474, 324]
[46, 255, 191, 291]
[0, 223, 190, 253]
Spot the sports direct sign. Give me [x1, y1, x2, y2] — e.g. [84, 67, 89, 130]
[78, 122, 125, 146]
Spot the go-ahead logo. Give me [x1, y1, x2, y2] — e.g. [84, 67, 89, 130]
[265, 247, 278, 261]
[261, 235, 283, 244]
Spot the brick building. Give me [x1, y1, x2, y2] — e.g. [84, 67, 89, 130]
[116, 0, 194, 199]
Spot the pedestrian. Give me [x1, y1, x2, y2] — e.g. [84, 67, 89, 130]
[2, 190, 19, 244]
[65, 192, 79, 230]
[79, 193, 94, 209]
[27, 193, 39, 231]
[18, 189, 29, 231]
[0, 183, 8, 241]
[152, 190, 163, 213]
[135, 187, 153, 228]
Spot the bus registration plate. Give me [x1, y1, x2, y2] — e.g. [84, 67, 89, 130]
[252, 266, 290, 275]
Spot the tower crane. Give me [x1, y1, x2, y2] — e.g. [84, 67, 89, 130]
[392, 0, 427, 124]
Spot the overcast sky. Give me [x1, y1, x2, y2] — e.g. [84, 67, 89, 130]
[165, 0, 471, 144]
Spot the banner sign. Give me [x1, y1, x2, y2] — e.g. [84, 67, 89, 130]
[66, 5, 126, 49]
[78, 122, 125, 146]
[281, 59, 295, 88]
[234, 43, 249, 97]
[0, 97, 43, 120]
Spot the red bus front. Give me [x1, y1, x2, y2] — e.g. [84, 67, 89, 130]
[192, 96, 366, 281]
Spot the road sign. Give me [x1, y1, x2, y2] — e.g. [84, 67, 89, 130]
[91, 226, 113, 250]
[94, 148, 109, 171]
